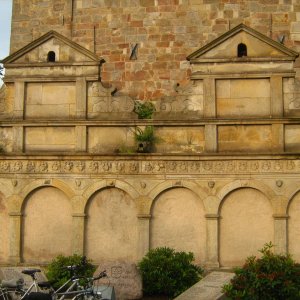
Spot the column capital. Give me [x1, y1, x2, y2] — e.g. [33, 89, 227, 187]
[205, 214, 220, 220]
[137, 214, 151, 220]
[273, 214, 289, 220]
[72, 213, 86, 218]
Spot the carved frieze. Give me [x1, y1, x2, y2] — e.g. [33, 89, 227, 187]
[0, 159, 298, 175]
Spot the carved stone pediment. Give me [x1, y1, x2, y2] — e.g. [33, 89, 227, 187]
[87, 82, 135, 119]
[2, 31, 101, 65]
[187, 23, 299, 62]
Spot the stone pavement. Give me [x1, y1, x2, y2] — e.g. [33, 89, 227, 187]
[174, 271, 234, 300]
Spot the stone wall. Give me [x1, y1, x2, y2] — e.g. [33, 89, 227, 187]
[2, 0, 300, 272]
[1, 159, 300, 267]
[10, 0, 300, 100]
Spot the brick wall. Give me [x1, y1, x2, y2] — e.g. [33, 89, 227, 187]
[10, 0, 300, 100]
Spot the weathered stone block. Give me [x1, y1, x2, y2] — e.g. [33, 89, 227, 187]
[94, 262, 142, 300]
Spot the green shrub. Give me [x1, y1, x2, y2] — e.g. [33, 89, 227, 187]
[138, 247, 203, 298]
[223, 242, 300, 300]
[45, 254, 96, 289]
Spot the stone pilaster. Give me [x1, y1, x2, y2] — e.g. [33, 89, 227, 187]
[203, 78, 216, 118]
[205, 124, 217, 153]
[271, 124, 284, 152]
[273, 214, 288, 255]
[76, 78, 87, 119]
[14, 81, 25, 119]
[8, 212, 22, 263]
[75, 126, 87, 152]
[270, 76, 283, 117]
[205, 214, 220, 268]
[137, 214, 151, 260]
[12, 126, 24, 153]
[72, 213, 86, 255]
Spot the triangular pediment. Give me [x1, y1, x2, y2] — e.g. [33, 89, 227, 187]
[187, 24, 298, 61]
[2, 31, 101, 64]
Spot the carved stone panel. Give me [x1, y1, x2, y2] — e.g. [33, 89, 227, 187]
[87, 82, 135, 119]
[156, 81, 204, 118]
[283, 78, 300, 117]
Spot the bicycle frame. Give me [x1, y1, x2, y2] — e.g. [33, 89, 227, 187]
[20, 277, 40, 299]
[54, 277, 82, 300]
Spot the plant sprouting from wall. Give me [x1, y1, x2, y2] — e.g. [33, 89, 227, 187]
[134, 126, 155, 143]
[134, 101, 156, 119]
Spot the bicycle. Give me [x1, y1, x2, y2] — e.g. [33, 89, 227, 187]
[0, 268, 51, 300]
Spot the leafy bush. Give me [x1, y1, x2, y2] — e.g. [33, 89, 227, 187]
[223, 242, 300, 300]
[45, 254, 96, 289]
[134, 101, 156, 119]
[138, 247, 203, 298]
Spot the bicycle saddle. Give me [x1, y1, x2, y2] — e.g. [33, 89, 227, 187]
[1, 278, 24, 288]
[22, 269, 41, 276]
[38, 281, 51, 289]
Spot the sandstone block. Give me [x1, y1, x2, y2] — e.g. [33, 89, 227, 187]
[94, 262, 142, 300]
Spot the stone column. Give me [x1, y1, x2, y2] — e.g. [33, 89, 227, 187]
[137, 214, 151, 260]
[8, 212, 22, 263]
[273, 214, 288, 255]
[72, 213, 86, 255]
[205, 214, 220, 268]
[270, 76, 283, 117]
[76, 78, 87, 119]
[203, 78, 216, 118]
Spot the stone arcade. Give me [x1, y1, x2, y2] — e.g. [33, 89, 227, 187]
[1, 1, 300, 273]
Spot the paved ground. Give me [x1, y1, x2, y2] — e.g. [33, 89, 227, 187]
[174, 271, 234, 300]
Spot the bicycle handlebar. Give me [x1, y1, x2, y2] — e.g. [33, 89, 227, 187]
[93, 270, 107, 281]
[63, 256, 88, 272]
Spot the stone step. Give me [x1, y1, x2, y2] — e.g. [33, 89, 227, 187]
[174, 271, 235, 300]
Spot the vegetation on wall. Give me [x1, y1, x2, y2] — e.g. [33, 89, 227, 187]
[138, 247, 203, 298]
[134, 125, 155, 153]
[134, 101, 156, 119]
[223, 242, 300, 299]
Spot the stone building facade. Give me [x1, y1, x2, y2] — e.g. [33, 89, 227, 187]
[1, 0, 300, 270]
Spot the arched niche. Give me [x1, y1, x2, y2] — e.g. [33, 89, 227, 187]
[287, 191, 300, 262]
[150, 187, 206, 264]
[0, 191, 9, 263]
[237, 43, 247, 57]
[84, 187, 138, 263]
[21, 187, 72, 263]
[219, 188, 273, 267]
[47, 51, 56, 62]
